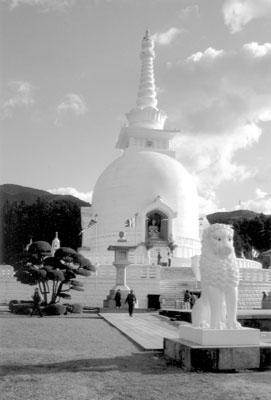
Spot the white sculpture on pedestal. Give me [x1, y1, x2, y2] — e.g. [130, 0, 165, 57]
[192, 223, 241, 330]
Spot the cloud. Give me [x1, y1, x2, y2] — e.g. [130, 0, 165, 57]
[178, 4, 200, 21]
[255, 188, 268, 199]
[198, 190, 227, 215]
[223, 0, 271, 33]
[186, 47, 225, 63]
[237, 189, 271, 214]
[254, 164, 271, 186]
[258, 109, 271, 122]
[7, 0, 76, 12]
[2, 80, 35, 118]
[152, 28, 183, 46]
[162, 44, 270, 212]
[56, 93, 87, 122]
[175, 123, 260, 194]
[48, 187, 93, 204]
[242, 42, 271, 57]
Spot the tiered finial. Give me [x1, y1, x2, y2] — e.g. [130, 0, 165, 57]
[125, 30, 167, 129]
[136, 29, 157, 109]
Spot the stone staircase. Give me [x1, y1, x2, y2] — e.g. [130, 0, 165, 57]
[159, 266, 271, 310]
[159, 267, 198, 309]
[238, 281, 271, 309]
[238, 268, 271, 309]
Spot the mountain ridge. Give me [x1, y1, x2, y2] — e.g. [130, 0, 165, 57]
[0, 184, 90, 207]
[206, 209, 268, 223]
[1, 184, 269, 219]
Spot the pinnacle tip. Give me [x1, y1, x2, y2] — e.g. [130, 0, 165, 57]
[144, 29, 151, 39]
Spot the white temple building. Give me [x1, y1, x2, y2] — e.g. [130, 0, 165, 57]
[80, 30, 201, 266]
[1, 31, 269, 311]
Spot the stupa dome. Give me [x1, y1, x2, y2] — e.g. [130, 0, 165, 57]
[92, 150, 198, 238]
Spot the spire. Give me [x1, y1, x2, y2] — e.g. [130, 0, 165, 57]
[126, 30, 167, 130]
[136, 29, 157, 109]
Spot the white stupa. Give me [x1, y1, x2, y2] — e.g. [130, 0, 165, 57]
[80, 30, 200, 265]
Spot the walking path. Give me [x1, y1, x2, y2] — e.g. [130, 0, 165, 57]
[100, 311, 271, 351]
[99, 312, 179, 351]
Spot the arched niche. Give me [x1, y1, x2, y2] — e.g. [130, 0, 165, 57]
[146, 210, 168, 241]
[140, 196, 177, 243]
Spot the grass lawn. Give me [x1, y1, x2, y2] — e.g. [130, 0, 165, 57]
[0, 312, 270, 400]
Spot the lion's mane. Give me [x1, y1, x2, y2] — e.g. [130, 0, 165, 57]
[200, 224, 239, 290]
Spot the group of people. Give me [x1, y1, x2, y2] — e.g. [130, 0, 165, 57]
[157, 251, 172, 266]
[184, 290, 197, 310]
[114, 289, 137, 317]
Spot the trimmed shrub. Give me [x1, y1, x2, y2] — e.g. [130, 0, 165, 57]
[77, 268, 91, 277]
[12, 303, 33, 315]
[28, 241, 52, 258]
[9, 299, 20, 311]
[58, 293, 72, 299]
[51, 270, 65, 281]
[70, 286, 84, 291]
[38, 269, 47, 278]
[54, 247, 77, 259]
[62, 303, 83, 314]
[70, 279, 84, 287]
[71, 303, 83, 313]
[63, 303, 73, 313]
[45, 304, 66, 316]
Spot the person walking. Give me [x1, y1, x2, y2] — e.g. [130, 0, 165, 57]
[125, 289, 137, 317]
[30, 288, 43, 317]
[114, 289, 121, 309]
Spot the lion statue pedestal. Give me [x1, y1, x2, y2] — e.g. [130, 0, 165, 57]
[164, 224, 271, 370]
[179, 223, 260, 346]
[178, 324, 260, 346]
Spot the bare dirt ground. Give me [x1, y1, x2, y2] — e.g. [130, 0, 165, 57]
[0, 311, 270, 400]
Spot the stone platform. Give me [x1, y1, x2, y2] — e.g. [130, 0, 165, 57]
[179, 325, 260, 346]
[164, 337, 271, 371]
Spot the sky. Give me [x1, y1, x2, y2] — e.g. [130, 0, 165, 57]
[1, 0, 271, 215]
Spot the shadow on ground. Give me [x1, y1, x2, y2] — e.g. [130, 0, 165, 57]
[0, 352, 178, 377]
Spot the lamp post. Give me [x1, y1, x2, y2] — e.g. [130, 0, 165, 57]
[103, 232, 137, 308]
[108, 231, 137, 291]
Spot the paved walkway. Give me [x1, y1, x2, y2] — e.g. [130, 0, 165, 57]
[99, 312, 179, 351]
[100, 311, 271, 351]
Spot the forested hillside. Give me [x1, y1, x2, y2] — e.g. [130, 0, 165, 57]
[0, 185, 270, 267]
[207, 210, 271, 263]
[0, 184, 90, 265]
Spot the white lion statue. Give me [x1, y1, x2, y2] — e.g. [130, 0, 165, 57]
[192, 223, 241, 330]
